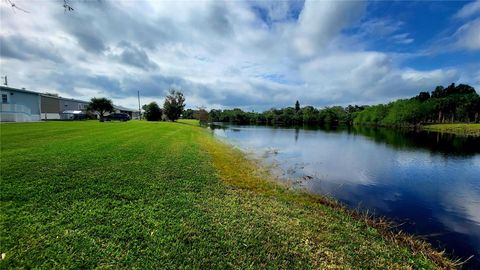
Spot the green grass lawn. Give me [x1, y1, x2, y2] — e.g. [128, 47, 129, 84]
[422, 123, 480, 136]
[0, 121, 451, 269]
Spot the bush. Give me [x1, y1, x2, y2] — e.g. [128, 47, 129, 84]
[143, 102, 162, 121]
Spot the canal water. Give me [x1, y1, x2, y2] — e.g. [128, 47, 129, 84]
[211, 124, 480, 268]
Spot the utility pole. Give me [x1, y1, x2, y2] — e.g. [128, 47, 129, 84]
[137, 90, 141, 120]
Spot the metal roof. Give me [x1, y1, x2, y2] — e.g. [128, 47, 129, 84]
[1, 86, 88, 103]
[1, 86, 136, 111]
[114, 105, 137, 112]
[0, 86, 41, 95]
[42, 94, 89, 104]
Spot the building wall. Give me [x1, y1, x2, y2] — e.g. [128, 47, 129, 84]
[131, 111, 140, 120]
[1, 87, 41, 122]
[1, 86, 130, 122]
[40, 95, 61, 119]
[41, 113, 61, 120]
[59, 99, 89, 112]
[41, 95, 60, 113]
[40, 95, 90, 120]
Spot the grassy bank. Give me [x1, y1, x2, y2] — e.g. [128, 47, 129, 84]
[422, 123, 480, 136]
[0, 121, 453, 269]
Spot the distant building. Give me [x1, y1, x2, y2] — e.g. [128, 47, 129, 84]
[40, 94, 89, 120]
[114, 105, 140, 120]
[0, 86, 41, 122]
[1, 85, 138, 122]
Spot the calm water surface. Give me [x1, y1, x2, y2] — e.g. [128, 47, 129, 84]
[211, 124, 480, 268]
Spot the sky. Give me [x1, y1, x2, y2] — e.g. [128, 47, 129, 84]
[1, 0, 479, 111]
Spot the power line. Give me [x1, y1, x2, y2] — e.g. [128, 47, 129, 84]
[5, 0, 29, 13]
[63, 0, 73, 12]
[138, 90, 141, 120]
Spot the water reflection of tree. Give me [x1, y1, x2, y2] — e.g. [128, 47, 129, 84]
[349, 126, 480, 156]
[212, 123, 480, 156]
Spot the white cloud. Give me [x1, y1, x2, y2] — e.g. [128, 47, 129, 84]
[292, 0, 365, 57]
[298, 51, 459, 104]
[454, 19, 480, 50]
[0, 0, 475, 110]
[360, 18, 404, 36]
[391, 33, 414, 45]
[454, 0, 480, 19]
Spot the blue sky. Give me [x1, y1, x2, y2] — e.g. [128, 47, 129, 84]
[1, 0, 479, 110]
[361, 1, 479, 69]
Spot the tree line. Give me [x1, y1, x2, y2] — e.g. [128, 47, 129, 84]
[86, 89, 186, 122]
[354, 83, 479, 126]
[185, 83, 479, 126]
[143, 90, 185, 121]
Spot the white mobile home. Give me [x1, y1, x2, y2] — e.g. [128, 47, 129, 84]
[40, 94, 90, 120]
[0, 86, 41, 122]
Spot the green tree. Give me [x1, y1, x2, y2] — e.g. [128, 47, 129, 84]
[87, 97, 114, 120]
[143, 102, 162, 121]
[415, 91, 430, 102]
[295, 100, 300, 112]
[182, 109, 195, 119]
[281, 107, 296, 125]
[163, 90, 186, 121]
[301, 106, 319, 124]
[203, 83, 478, 127]
[209, 109, 222, 122]
[318, 106, 347, 125]
[431, 86, 446, 98]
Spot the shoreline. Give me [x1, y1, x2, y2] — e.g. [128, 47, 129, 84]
[200, 126, 457, 269]
[211, 121, 480, 137]
[421, 123, 480, 137]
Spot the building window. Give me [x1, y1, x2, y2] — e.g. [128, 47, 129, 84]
[1, 94, 8, 103]
[78, 104, 83, 110]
